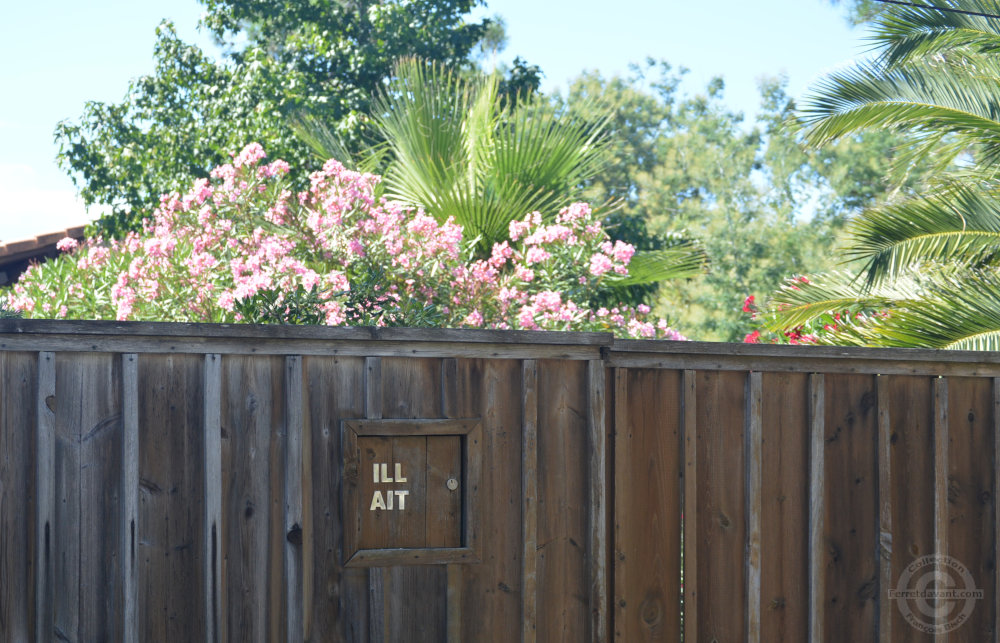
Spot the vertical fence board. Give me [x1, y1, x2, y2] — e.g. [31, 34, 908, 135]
[759, 372, 810, 643]
[121, 354, 139, 643]
[57, 353, 122, 642]
[521, 359, 539, 643]
[304, 356, 367, 643]
[364, 356, 386, 643]
[946, 377, 995, 642]
[808, 374, 825, 643]
[221, 355, 285, 643]
[448, 358, 522, 643]
[138, 354, 206, 642]
[203, 354, 223, 643]
[0, 353, 36, 642]
[886, 376, 935, 643]
[34, 351, 55, 643]
[681, 370, 697, 643]
[284, 355, 304, 643]
[381, 357, 448, 643]
[825, 374, 878, 643]
[695, 369, 747, 642]
[745, 372, 763, 643]
[934, 378, 949, 643]
[877, 375, 893, 643]
[588, 360, 608, 643]
[613, 368, 681, 643]
[537, 359, 589, 642]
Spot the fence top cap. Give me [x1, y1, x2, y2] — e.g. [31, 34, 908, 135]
[0, 318, 616, 347]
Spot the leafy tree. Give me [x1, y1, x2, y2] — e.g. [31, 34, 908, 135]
[55, 0, 496, 238]
[559, 61, 924, 341]
[766, 0, 1000, 349]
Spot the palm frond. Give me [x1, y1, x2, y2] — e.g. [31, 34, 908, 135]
[872, 0, 1000, 65]
[764, 270, 923, 330]
[605, 240, 708, 286]
[860, 269, 1000, 349]
[845, 181, 1000, 284]
[801, 56, 1000, 159]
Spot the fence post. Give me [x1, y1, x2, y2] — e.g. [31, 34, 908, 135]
[121, 354, 139, 643]
[203, 354, 223, 643]
[35, 352, 55, 643]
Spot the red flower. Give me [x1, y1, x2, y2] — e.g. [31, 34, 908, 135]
[742, 295, 755, 313]
[744, 330, 761, 343]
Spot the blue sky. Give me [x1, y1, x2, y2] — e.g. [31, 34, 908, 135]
[0, 0, 864, 242]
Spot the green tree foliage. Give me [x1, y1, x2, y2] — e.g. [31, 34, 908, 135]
[766, 0, 1000, 349]
[560, 60, 925, 341]
[55, 0, 494, 238]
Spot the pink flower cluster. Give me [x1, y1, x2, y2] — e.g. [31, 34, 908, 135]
[7, 144, 685, 340]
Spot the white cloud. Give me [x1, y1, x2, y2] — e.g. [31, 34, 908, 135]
[0, 164, 103, 243]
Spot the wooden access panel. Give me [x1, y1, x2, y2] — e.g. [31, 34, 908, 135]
[341, 418, 481, 566]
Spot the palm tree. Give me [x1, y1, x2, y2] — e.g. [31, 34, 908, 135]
[765, 0, 1000, 349]
[295, 57, 707, 290]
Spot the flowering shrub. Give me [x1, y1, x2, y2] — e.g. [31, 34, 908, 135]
[6, 144, 685, 340]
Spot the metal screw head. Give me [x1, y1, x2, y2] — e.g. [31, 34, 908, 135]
[446, 478, 459, 491]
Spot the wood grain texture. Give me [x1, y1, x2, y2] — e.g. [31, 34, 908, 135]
[0, 352, 36, 642]
[945, 378, 995, 643]
[587, 360, 608, 643]
[121, 354, 139, 643]
[137, 354, 206, 642]
[612, 368, 682, 643]
[537, 359, 589, 642]
[877, 376, 893, 643]
[681, 370, 697, 643]
[824, 374, 878, 643]
[759, 372, 809, 643]
[380, 357, 447, 643]
[220, 354, 286, 643]
[203, 354, 223, 643]
[808, 374, 825, 643]
[695, 370, 747, 643]
[53, 353, 123, 642]
[885, 376, 935, 643]
[34, 352, 56, 643]
[933, 378, 948, 643]
[522, 359, 538, 643]
[303, 355, 367, 643]
[283, 355, 304, 643]
[745, 371, 762, 643]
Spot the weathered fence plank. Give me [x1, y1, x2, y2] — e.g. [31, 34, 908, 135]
[612, 368, 682, 643]
[381, 357, 448, 643]
[947, 377, 995, 642]
[121, 354, 139, 643]
[745, 371, 763, 643]
[587, 359, 608, 643]
[34, 350, 54, 643]
[808, 374, 825, 643]
[536, 359, 589, 643]
[886, 376, 936, 643]
[138, 354, 206, 642]
[203, 353, 223, 643]
[521, 359, 539, 643]
[826, 374, 878, 643]
[695, 369, 747, 643]
[0, 352, 36, 642]
[759, 372, 809, 643]
[681, 369, 698, 643]
[283, 355, 304, 643]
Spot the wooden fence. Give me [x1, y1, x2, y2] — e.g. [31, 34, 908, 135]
[0, 320, 998, 642]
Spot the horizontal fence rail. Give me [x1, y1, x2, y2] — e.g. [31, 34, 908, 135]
[0, 320, 997, 642]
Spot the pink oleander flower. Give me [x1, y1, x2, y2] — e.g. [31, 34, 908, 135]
[589, 253, 613, 276]
[56, 237, 79, 253]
